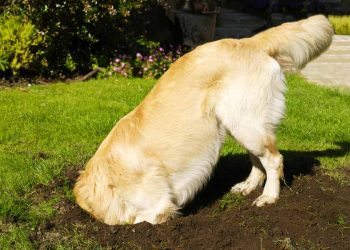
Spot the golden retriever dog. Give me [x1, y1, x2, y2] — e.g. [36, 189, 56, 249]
[74, 15, 333, 225]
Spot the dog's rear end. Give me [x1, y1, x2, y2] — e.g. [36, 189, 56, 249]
[74, 15, 333, 225]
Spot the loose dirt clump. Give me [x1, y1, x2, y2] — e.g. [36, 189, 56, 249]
[30, 157, 350, 249]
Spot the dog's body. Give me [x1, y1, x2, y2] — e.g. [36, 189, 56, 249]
[74, 15, 333, 225]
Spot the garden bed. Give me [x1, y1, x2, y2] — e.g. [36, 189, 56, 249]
[30, 163, 350, 249]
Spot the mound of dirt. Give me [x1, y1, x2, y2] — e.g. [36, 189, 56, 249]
[30, 157, 350, 249]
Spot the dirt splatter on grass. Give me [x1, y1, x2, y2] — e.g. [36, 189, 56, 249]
[30, 155, 350, 249]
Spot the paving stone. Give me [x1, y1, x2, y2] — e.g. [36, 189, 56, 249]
[301, 35, 350, 88]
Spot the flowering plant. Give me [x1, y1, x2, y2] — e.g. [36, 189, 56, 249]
[134, 45, 184, 78]
[107, 55, 133, 78]
[100, 44, 187, 79]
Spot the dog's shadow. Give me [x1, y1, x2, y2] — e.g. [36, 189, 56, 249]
[181, 141, 350, 215]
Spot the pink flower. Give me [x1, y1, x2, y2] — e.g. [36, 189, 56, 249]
[136, 53, 142, 58]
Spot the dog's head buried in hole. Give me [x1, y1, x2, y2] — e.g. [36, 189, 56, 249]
[74, 15, 333, 225]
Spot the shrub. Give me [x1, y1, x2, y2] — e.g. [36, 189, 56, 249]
[1, 0, 180, 78]
[329, 15, 350, 35]
[0, 14, 43, 75]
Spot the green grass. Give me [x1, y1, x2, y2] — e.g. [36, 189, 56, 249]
[0, 78, 154, 248]
[213, 192, 244, 217]
[0, 75, 349, 248]
[219, 193, 245, 210]
[281, 76, 350, 168]
[329, 15, 350, 35]
[0, 78, 154, 219]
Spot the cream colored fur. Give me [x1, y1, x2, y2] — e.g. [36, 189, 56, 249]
[74, 15, 333, 225]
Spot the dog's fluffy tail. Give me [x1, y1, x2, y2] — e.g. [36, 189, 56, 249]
[248, 15, 334, 71]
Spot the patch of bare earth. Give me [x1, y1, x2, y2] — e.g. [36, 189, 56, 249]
[30, 156, 350, 249]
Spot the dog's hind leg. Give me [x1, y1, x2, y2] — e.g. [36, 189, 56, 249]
[216, 54, 285, 206]
[231, 153, 266, 196]
[252, 141, 283, 207]
[227, 125, 283, 206]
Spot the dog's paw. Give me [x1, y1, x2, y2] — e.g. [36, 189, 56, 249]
[231, 181, 253, 196]
[252, 195, 278, 207]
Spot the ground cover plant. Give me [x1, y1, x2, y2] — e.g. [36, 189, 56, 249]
[0, 74, 349, 249]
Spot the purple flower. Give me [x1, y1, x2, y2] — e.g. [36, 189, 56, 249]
[136, 52, 142, 58]
[159, 47, 164, 52]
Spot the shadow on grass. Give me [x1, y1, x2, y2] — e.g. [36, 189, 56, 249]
[182, 141, 350, 215]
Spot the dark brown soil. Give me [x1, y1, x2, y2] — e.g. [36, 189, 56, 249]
[29, 152, 350, 250]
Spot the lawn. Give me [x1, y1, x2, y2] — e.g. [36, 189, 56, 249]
[0, 75, 349, 248]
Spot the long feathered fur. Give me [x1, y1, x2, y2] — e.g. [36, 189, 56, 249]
[248, 15, 333, 71]
[74, 15, 333, 225]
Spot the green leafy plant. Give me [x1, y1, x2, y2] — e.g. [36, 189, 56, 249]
[4, 0, 176, 77]
[329, 15, 350, 35]
[0, 55, 8, 72]
[1, 1, 181, 78]
[0, 14, 43, 75]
